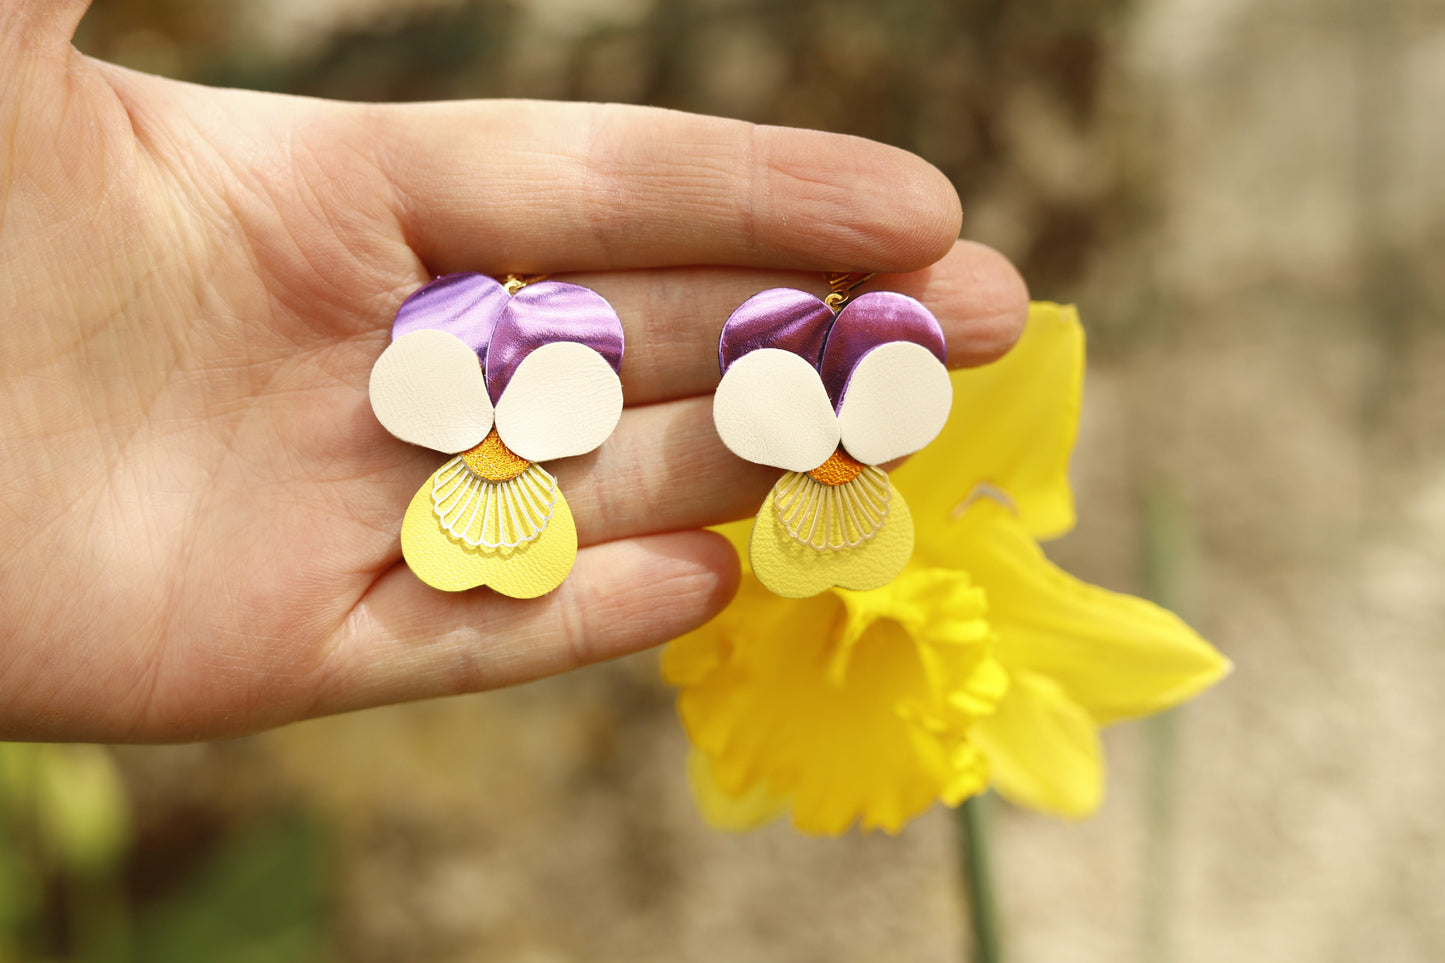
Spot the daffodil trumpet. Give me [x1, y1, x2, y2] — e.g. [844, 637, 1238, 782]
[712, 284, 953, 597]
[369, 273, 625, 598]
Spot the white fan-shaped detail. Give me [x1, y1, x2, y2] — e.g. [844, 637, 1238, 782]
[494, 341, 624, 463]
[431, 456, 558, 548]
[837, 341, 952, 466]
[370, 329, 493, 454]
[773, 465, 891, 550]
[713, 348, 841, 472]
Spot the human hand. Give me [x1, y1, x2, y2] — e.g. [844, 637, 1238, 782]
[0, 2, 1027, 740]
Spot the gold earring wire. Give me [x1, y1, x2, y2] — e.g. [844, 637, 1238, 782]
[822, 272, 878, 311]
[501, 273, 551, 295]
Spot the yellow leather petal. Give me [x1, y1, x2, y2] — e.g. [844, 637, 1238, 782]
[971, 668, 1103, 818]
[896, 301, 1083, 552]
[399, 473, 578, 598]
[749, 478, 913, 598]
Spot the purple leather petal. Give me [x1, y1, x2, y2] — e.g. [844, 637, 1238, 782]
[718, 288, 835, 373]
[486, 281, 625, 403]
[818, 291, 946, 408]
[391, 274, 510, 369]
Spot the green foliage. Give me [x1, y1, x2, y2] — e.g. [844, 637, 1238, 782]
[131, 813, 331, 963]
[0, 743, 332, 963]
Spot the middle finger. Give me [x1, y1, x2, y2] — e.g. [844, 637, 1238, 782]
[569, 239, 1028, 407]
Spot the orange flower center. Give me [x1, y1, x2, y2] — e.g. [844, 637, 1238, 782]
[461, 428, 529, 482]
[807, 446, 866, 486]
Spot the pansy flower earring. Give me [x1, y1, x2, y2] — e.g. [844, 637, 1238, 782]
[713, 274, 952, 598]
[370, 273, 624, 598]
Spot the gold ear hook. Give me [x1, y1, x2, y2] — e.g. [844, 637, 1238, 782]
[501, 273, 551, 295]
[822, 272, 878, 311]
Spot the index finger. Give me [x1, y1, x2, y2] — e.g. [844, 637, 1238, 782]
[355, 100, 963, 276]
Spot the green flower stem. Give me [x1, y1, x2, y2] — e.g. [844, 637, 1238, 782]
[1141, 710, 1179, 963]
[958, 793, 1003, 963]
[1140, 485, 1189, 963]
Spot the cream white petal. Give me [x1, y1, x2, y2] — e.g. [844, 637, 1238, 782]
[369, 329, 493, 453]
[837, 341, 953, 465]
[713, 348, 841, 472]
[494, 341, 623, 462]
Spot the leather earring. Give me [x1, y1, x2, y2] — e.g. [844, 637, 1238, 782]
[370, 273, 624, 598]
[712, 273, 952, 598]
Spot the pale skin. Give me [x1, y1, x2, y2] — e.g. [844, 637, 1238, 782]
[0, 2, 1028, 741]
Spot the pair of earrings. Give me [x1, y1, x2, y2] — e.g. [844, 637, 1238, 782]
[369, 272, 951, 600]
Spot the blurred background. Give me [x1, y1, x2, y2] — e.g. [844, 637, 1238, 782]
[4, 0, 1443, 960]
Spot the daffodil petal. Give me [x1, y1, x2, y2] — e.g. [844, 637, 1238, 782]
[894, 302, 1083, 547]
[685, 749, 789, 832]
[971, 668, 1103, 818]
[400, 470, 578, 597]
[749, 478, 913, 598]
[952, 497, 1231, 724]
[714, 519, 751, 560]
[660, 621, 731, 688]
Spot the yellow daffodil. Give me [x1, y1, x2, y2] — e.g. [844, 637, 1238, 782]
[665, 562, 1007, 834]
[664, 303, 1230, 834]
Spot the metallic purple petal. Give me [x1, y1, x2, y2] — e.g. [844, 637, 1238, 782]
[818, 291, 946, 408]
[391, 274, 509, 370]
[718, 288, 835, 373]
[486, 281, 625, 403]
